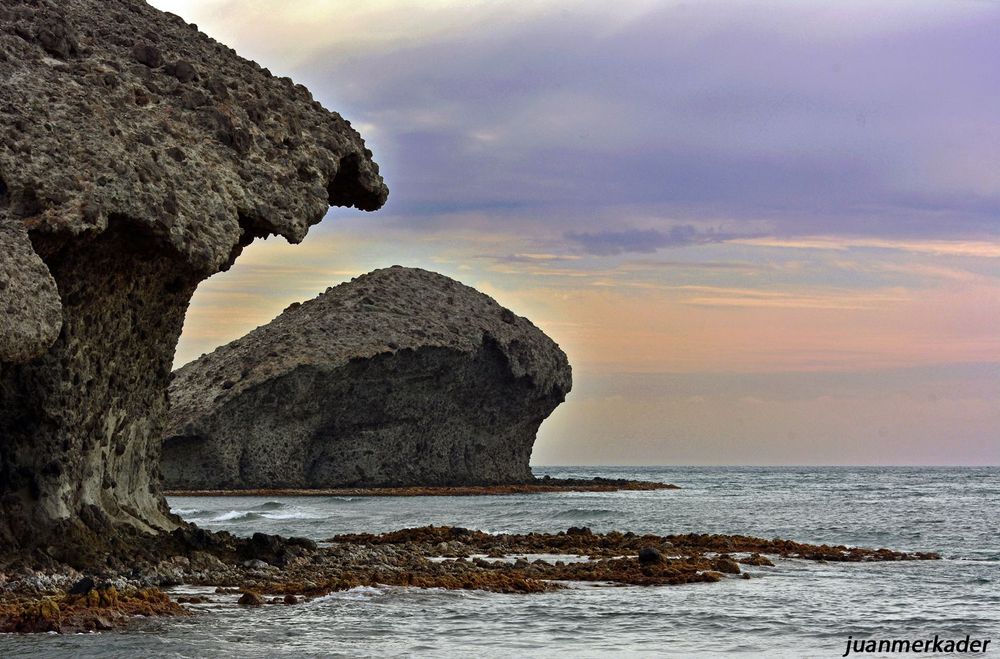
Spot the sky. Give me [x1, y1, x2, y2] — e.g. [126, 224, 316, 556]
[152, 0, 1000, 466]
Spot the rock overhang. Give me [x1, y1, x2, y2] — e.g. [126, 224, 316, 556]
[0, 0, 388, 363]
[0, 0, 387, 552]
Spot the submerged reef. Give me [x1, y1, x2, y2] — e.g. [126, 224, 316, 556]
[0, 525, 939, 633]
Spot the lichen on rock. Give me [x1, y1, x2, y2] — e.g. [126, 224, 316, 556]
[0, 0, 386, 562]
[163, 267, 572, 489]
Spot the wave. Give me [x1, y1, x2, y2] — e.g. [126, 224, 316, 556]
[259, 511, 323, 521]
[204, 509, 322, 523]
[169, 508, 202, 517]
[209, 510, 264, 523]
[315, 586, 385, 602]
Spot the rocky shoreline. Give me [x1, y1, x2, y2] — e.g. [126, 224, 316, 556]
[164, 477, 680, 497]
[0, 524, 939, 634]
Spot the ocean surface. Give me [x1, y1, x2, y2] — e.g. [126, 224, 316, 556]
[3, 466, 998, 658]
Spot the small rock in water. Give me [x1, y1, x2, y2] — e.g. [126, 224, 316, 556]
[713, 557, 741, 574]
[237, 592, 263, 607]
[283, 594, 298, 605]
[740, 553, 774, 567]
[638, 547, 664, 565]
[92, 616, 113, 631]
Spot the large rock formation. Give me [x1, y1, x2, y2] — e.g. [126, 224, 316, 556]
[0, 0, 386, 562]
[163, 267, 572, 489]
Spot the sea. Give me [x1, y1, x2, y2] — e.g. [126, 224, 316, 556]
[2, 466, 997, 658]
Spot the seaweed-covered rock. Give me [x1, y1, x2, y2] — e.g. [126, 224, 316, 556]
[163, 267, 572, 488]
[0, 0, 386, 562]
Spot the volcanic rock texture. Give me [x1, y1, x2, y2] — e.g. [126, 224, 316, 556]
[0, 0, 386, 561]
[163, 267, 572, 489]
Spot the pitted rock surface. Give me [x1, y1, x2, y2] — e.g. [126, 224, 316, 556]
[0, 0, 386, 361]
[163, 267, 572, 488]
[0, 0, 386, 272]
[0, 0, 385, 559]
[0, 224, 61, 363]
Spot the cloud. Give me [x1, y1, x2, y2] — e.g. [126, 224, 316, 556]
[676, 284, 911, 310]
[301, 0, 1000, 239]
[475, 253, 583, 264]
[566, 225, 734, 255]
[733, 236, 1000, 258]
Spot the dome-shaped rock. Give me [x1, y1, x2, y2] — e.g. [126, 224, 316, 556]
[163, 267, 572, 488]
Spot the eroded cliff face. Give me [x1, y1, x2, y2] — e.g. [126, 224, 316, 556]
[0, 0, 386, 561]
[163, 267, 572, 489]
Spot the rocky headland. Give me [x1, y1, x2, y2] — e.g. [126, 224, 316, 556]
[163, 267, 573, 489]
[0, 0, 386, 562]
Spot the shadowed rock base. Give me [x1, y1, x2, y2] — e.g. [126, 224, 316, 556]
[164, 341, 554, 488]
[0, 0, 387, 569]
[0, 222, 197, 564]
